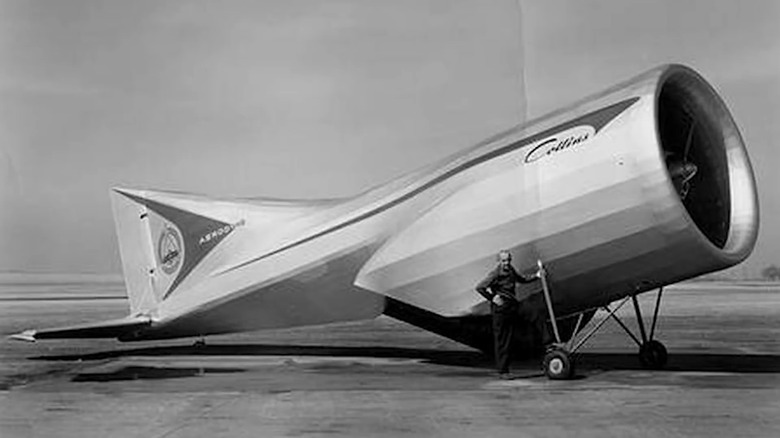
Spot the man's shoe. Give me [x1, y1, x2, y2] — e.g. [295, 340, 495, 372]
[498, 372, 516, 380]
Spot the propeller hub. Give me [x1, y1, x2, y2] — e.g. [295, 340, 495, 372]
[668, 159, 698, 198]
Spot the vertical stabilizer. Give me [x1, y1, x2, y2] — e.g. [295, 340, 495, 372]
[111, 190, 158, 314]
[110, 188, 236, 314]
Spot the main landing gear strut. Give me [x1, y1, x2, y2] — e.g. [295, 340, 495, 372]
[537, 260, 668, 380]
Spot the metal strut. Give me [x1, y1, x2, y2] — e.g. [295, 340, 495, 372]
[537, 260, 561, 344]
[623, 286, 666, 345]
[631, 294, 648, 343]
[650, 287, 664, 340]
[607, 304, 643, 347]
[536, 259, 666, 355]
[536, 263, 669, 378]
[570, 297, 632, 353]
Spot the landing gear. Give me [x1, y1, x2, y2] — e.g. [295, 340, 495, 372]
[537, 260, 578, 380]
[628, 291, 668, 370]
[543, 349, 575, 380]
[536, 260, 670, 379]
[639, 340, 668, 369]
[193, 337, 206, 347]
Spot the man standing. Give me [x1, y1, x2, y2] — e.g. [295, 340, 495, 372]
[475, 250, 541, 379]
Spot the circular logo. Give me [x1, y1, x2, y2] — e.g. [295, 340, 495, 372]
[157, 226, 183, 275]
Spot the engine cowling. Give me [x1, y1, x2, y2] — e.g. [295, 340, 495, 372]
[356, 64, 758, 317]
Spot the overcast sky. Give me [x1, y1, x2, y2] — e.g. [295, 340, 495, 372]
[1, 0, 778, 277]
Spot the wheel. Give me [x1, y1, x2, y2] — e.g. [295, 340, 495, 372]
[543, 349, 575, 380]
[638, 340, 667, 369]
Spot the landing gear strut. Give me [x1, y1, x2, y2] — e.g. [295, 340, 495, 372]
[537, 260, 668, 379]
[629, 291, 668, 370]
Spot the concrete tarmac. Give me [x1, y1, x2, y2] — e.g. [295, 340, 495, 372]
[1, 283, 779, 437]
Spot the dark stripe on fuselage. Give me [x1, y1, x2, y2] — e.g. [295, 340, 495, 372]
[222, 97, 640, 274]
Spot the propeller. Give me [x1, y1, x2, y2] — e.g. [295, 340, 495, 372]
[667, 118, 698, 199]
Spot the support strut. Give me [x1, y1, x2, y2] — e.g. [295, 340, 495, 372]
[607, 304, 643, 347]
[535, 259, 669, 378]
[631, 294, 648, 343]
[570, 297, 632, 353]
[537, 259, 561, 345]
[650, 287, 664, 340]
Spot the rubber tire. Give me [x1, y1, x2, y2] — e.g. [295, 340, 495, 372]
[638, 340, 668, 369]
[543, 349, 575, 380]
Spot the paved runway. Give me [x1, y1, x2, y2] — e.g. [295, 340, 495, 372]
[1, 282, 779, 437]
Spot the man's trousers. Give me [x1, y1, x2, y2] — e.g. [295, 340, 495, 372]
[491, 304, 517, 374]
[492, 298, 554, 373]
[517, 297, 554, 346]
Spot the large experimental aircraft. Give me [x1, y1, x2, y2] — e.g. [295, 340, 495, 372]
[11, 65, 758, 379]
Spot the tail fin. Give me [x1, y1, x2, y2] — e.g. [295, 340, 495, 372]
[110, 188, 238, 314]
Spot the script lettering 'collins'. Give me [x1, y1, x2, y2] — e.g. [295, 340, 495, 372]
[524, 125, 595, 164]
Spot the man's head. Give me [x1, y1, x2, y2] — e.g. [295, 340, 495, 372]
[498, 250, 512, 269]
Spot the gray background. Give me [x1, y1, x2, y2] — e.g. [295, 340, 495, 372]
[1, 0, 777, 277]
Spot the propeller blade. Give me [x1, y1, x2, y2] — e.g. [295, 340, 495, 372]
[683, 119, 696, 163]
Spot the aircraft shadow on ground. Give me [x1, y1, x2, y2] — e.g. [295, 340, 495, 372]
[30, 344, 780, 374]
[577, 352, 780, 373]
[71, 365, 245, 382]
[31, 344, 492, 368]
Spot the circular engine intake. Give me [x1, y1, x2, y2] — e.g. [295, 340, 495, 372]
[656, 66, 758, 261]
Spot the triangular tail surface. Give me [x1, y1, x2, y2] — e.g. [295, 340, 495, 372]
[110, 188, 236, 314]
